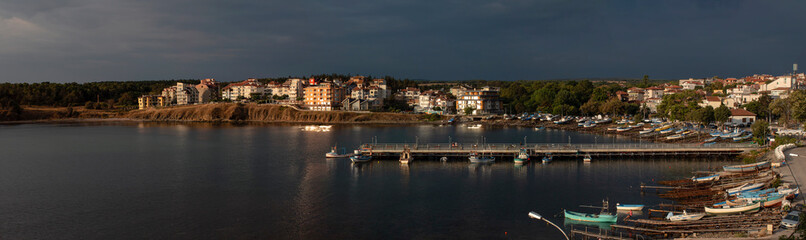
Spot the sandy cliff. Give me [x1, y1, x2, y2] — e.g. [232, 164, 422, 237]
[124, 103, 427, 123]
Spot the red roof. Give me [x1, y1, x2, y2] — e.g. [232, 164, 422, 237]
[772, 87, 791, 91]
[730, 109, 757, 117]
[666, 85, 683, 89]
[646, 86, 663, 90]
[705, 96, 720, 101]
[615, 91, 628, 95]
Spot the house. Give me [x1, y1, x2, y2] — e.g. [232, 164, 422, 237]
[627, 87, 644, 101]
[175, 82, 199, 105]
[770, 87, 791, 99]
[456, 88, 502, 115]
[680, 80, 705, 90]
[645, 86, 664, 99]
[615, 91, 629, 102]
[699, 96, 722, 109]
[221, 78, 265, 101]
[644, 97, 662, 113]
[137, 95, 167, 109]
[195, 78, 219, 103]
[450, 85, 470, 97]
[341, 98, 371, 111]
[664, 85, 683, 95]
[729, 108, 756, 125]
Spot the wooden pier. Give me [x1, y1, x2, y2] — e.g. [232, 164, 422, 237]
[356, 142, 758, 160]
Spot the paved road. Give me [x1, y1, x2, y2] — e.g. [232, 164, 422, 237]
[770, 146, 806, 238]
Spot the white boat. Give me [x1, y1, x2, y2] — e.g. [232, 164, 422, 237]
[666, 210, 706, 222]
[616, 203, 644, 211]
[607, 127, 618, 131]
[639, 129, 653, 134]
[325, 145, 353, 158]
[704, 201, 761, 215]
[691, 174, 720, 182]
[467, 124, 482, 129]
[583, 123, 597, 128]
[616, 126, 632, 132]
[513, 148, 529, 164]
[399, 148, 412, 164]
[583, 154, 592, 163]
[723, 161, 771, 173]
[726, 183, 765, 196]
[542, 155, 552, 164]
[350, 153, 372, 163]
[594, 118, 612, 124]
[666, 134, 684, 140]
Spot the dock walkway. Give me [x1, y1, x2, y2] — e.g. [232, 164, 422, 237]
[357, 142, 758, 159]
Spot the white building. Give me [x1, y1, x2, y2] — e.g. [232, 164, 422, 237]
[729, 108, 756, 125]
[222, 78, 265, 101]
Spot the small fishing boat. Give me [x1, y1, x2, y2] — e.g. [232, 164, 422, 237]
[467, 124, 482, 129]
[469, 152, 494, 164]
[691, 174, 720, 183]
[616, 126, 632, 132]
[563, 210, 617, 223]
[703, 136, 719, 143]
[710, 132, 722, 137]
[639, 129, 653, 134]
[726, 182, 765, 196]
[440, 156, 448, 162]
[534, 126, 545, 131]
[594, 118, 612, 124]
[615, 204, 644, 211]
[542, 154, 553, 164]
[778, 187, 800, 198]
[704, 201, 761, 215]
[757, 193, 786, 208]
[325, 145, 353, 158]
[399, 147, 412, 164]
[350, 153, 372, 163]
[607, 126, 618, 131]
[554, 118, 571, 124]
[703, 142, 716, 146]
[723, 161, 771, 173]
[659, 128, 674, 134]
[666, 210, 706, 222]
[655, 125, 672, 132]
[666, 134, 684, 140]
[733, 133, 753, 142]
[583, 123, 597, 128]
[513, 148, 529, 164]
[583, 154, 592, 163]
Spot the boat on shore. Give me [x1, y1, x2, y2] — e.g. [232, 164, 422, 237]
[733, 133, 753, 142]
[726, 182, 765, 196]
[723, 161, 771, 173]
[607, 126, 618, 131]
[554, 118, 571, 124]
[615, 204, 644, 211]
[704, 201, 761, 215]
[616, 126, 632, 132]
[639, 129, 653, 134]
[691, 174, 720, 182]
[513, 148, 529, 164]
[703, 136, 719, 143]
[563, 210, 617, 223]
[666, 210, 706, 222]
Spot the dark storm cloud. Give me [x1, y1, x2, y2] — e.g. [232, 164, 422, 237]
[0, 0, 804, 83]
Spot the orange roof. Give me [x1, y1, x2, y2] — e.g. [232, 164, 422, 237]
[730, 109, 756, 117]
[705, 96, 720, 102]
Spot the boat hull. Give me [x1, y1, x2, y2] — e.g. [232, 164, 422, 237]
[704, 202, 761, 215]
[350, 156, 372, 163]
[564, 210, 617, 223]
[616, 205, 644, 211]
[723, 161, 770, 173]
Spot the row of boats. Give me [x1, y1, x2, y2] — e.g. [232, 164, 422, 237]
[565, 161, 792, 224]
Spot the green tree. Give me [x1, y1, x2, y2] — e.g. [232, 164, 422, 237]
[751, 120, 770, 141]
[580, 100, 601, 116]
[599, 97, 624, 116]
[463, 106, 475, 115]
[714, 105, 731, 126]
[771, 98, 793, 128]
[789, 90, 806, 124]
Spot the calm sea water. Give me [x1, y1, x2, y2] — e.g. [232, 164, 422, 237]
[0, 123, 734, 239]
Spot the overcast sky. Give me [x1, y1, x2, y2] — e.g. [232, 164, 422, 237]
[0, 0, 805, 83]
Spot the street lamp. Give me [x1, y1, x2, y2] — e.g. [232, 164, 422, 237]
[528, 211, 569, 240]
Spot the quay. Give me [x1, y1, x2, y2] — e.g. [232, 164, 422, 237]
[356, 142, 758, 159]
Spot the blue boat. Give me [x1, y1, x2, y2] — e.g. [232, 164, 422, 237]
[350, 154, 372, 163]
[703, 142, 716, 146]
[514, 148, 529, 164]
[692, 174, 720, 182]
[733, 133, 753, 142]
[727, 183, 765, 196]
[542, 154, 553, 164]
[704, 136, 719, 143]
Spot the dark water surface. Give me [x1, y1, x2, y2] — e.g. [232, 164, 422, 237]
[0, 123, 734, 239]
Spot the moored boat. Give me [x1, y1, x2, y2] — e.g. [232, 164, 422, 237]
[469, 152, 495, 164]
[513, 148, 529, 164]
[583, 154, 592, 163]
[325, 145, 354, 158]
[733, 133, 753, 142]
[399, 148, 412, 164]
[616, 126, 632, 132]
[563, 210, 617, 223]
[467, 124, 482, 129]
[704, 136, 719, 143]
[704, 201, 761, 215]
[350, 153, 372, 163]
[542, 154, 552, 164]
[615, 204, 644, 211]
[666, 210, 706, 222]
[723, 161, 771, 173]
